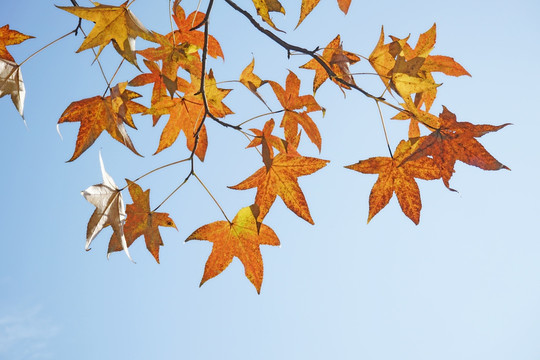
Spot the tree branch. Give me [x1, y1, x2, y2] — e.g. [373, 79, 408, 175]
[223, 0, 407, 114]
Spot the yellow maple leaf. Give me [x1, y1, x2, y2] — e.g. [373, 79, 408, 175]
[57, 2, 155, 66]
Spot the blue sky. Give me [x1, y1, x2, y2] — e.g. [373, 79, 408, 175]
[1, 0, 539, 359]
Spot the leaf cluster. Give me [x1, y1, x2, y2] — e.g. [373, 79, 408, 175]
[0, 0, 509, 293]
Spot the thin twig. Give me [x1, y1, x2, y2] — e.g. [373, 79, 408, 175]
[223, 0, 406, 113]
[152, 177, 189, 212]
[69, 0, 83, 35]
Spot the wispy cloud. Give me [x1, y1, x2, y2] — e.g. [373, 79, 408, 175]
[0, 306, 59, 359]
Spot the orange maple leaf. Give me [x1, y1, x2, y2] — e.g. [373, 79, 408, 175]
[171, 4, 224, 59]
[57, 2, 155, 66]
[298, 0, 351, 27]
[200, 69, 234, 118]
[346, 140, 441, 224]
[186, 205, 280, 293]
[230, 153, 329, 224]
[300, 34, 360, 93]
[0, 25, 33, 62]
[404, 106, 510, 190]
[146, 72, 232, 159]
[128, 59, 169, 125]
[239, 58, 270, 109]
[247, 118, 289, 170]
[58, 84, 147, 161]
[108, 180, 177, 263]
[137, 32, 201, 94]
[268, 71, 323, 150]
[369, 24, 469, 102]
[146, 94, 208, 159]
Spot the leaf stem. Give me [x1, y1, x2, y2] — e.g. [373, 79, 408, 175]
[194, 172, 231, 223]
[152, 177, 188, 212]
[102, 58, 125, 97]
[168, 0, 177, 45]
[224, 0, 406, 113]
[375, 100, 393, 158]
[238, 109, 284, 127]
[120, 157, 190, 190]
[18, 30, 76, 68]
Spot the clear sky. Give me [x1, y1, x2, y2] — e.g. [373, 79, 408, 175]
[1, 0, 539, 359]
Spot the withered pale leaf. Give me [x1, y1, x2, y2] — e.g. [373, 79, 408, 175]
[81, 152, 133, 262]
[0, 59, 25, 118]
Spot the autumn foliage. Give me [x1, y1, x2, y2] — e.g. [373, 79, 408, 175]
[0, 0, 508, 293]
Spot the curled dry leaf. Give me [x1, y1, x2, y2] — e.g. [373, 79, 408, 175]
[0, 58, 25, 118]
[81, 152, 133, 262]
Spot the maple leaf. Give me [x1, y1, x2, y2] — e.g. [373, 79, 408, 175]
[201, 69, 234, 118]
[137, 31, 201, 92]
[0, 58, 25, 118]
[300, 35, 360, 93]
[58, 85, 147, 162]
[337, 0, 352, 13]
[0, 24, 33, 62]
[368, 26, 404, 89]
[128, 59, 169, 125]
[346, 140, 441, 224]
[404, 106, 510, 189]
[268, 71, 323, 151]
[57, 2, 155, 66]
[239, 58, 270, 109]
[146, 94, 208, 159]
[186, 204, 280, 293]
[81, 152, 133, 261]
[247, 118, 290, 170]
[298, 0, 351, 27]
[230, 153, 329, 224]
[146, 72, 232, 159]
[171, 4, 223, 59]
[108, 180, 177, 263]
[252, 0, 285, 32]
[369, 24, 469, 103]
